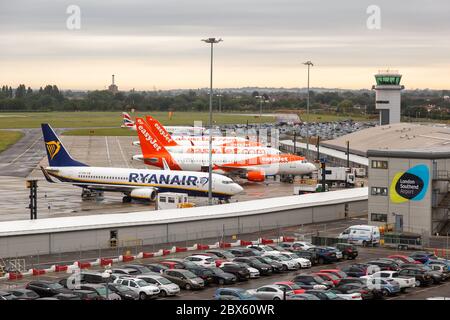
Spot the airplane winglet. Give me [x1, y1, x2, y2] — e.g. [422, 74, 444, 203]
[40, 166, 56, 183]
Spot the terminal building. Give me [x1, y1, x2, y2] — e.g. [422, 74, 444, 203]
[367, 148, 450, 236]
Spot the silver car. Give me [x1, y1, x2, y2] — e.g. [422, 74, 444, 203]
[247, 285, 285, 300]
[136, 274, 180, 297]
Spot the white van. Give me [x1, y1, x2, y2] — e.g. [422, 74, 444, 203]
[338, 225, 380, 246]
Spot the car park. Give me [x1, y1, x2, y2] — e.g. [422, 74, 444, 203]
[8, 288, 39, 300]
[213, 288, 258, 300]
[184, 255, 216, 268]
[79, 283, 122, 300]
[136, 274, 180, 297]
[106, 283, 139, 300]
[219, 262, 250, 281]
[233, 257, 272, 275]
[26, 280, 72, 297]
[114, 277, 160, 299]
[263, 254, 299, 271]
[162, 269, 205, 290]
[335, 243, 358, 260]
[247, 285, 286, 300]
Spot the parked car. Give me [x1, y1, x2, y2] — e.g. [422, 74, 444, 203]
[427, 263, 450, 281]
[278, 252, 311, 268]
[325, 246, 343, 260]
[227, 248, 260, 257]
[122, 264, 156, 275]
[332, 283, 375, 300]
[362, 270, 415, 292]
[230, 262, 260, 278]
[304, 290, 345, 300]
[366, 259, 401, 272]
[292, 274, 331, 290]
[328, 289, 362, 300]
[340, 264, 369, 277]
[335, 243, 358, 260]
[160, 259, 198, 270]
[233, 257, 272, 276]
[72, 289, 103, 300]
[291, 241, 316, 250]
[113, 277, 160, 299]
[409, 251, 438, 264]
[0, 291, 16, 300]
[106, 283, 139, 300]
[186, 266, 215, 285]
[287, 293, 320, 300]
[110, 267, 140, 276]
[79, 284, 121, 300]
[253, 256, 284, 273]
[25, 280, 72, 297]
[263, 254, 299, 271]
[319, 269, 348, 279]
[388, 255, 421, 265]
[213, 288, 258, 300]
[219, 262, 250, 281]
[205, 250, 235, 261]
[53, 293, 81, 300]
[363, 277, 401, 296]
[162, 269, 205, 290]
[136, 274, 180, 297]
[307, 247, 339, 264]
[273, 281, 306, 295]
[247, 245, 280, 255]
[207, 267, 237, 285]
[184, 255, 216, 268]
[313, 272, 341, 286]
[247, 285, 286, 300]
[398, 267, 434, 287]
[294, 250, 319, 265]
[7, 288, 39, 300]
[425, 259, 450, 272]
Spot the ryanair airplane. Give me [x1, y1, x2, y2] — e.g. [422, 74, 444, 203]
[40, 124, 243, 203]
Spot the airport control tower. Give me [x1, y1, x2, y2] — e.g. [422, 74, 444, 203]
[372, 70, 404, 125]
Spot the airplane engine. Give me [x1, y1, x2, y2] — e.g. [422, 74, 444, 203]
[130, 188, 157, 201]
[246, 171, 265, 182]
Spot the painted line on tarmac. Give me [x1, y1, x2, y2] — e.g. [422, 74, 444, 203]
[105, 136, 112, 166]
[116, 137, 129, 168]
[9, 135, 42, 164]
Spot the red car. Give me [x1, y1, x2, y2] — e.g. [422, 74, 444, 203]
[160, 261, 180, 269]
[387, 255, 421, 264]
[320, 269, 347, 279]
[313, 272, 341, 286]
[201, 253, 227, 267]
[273, 281, 306, 295]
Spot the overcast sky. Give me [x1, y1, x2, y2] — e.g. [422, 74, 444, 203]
[1, 0, 450, 90]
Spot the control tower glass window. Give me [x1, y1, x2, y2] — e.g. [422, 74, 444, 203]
[375, 75, 401, 86]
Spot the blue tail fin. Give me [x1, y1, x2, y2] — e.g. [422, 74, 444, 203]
[41, 124, 88, 167]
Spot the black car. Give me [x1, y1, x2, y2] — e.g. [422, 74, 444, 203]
[292, 274, 332, 289]
[307, 247, 338, 264]
[205, 250, 235, 260]
[220, 263, 250, 281]
[145, 263, 169, 274]
[332, 283, 376, 300]
[208, 267, 237, 285]
[54, 293, 81, 300]
[340, 264, 369, 277]
[367, 259, 401, 271]
[233, 257, 272, 276]
[59, 271, 118, 288]
[8, 288, 39, 300]
[253, 256, 284, 273]
[186, 266, 215, 285]
[398, 267, 436, 286]
[305, 290, 345, 300]
[0, 291, 16, 300]
[294, 250, 319, 265]
[409, 251, 437, 264]
[122, 264, 155, 275]
[227, 248, 260, 257]
[25, 280, 72, 297]
[106, 283, 139, 300]
[335, 243, 358, 260]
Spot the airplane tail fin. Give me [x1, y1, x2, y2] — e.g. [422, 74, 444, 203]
[41, 124, 88, 167]
[145, 116, 178, 147]
[121, 112, 135, 128]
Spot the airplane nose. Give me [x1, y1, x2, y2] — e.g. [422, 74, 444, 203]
[308, 163, 318, 173]
[233, 183, 244, 194]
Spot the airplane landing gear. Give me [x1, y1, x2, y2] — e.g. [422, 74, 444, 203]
[122, 195, 132, 203]
[81, 189, 104, 201]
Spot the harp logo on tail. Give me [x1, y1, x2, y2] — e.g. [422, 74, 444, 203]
[46, 141, 61, 160]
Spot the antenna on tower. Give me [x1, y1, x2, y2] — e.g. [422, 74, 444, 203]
[112, 74, 115, 85]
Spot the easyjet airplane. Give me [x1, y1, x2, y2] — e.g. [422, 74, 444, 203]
[121, 112, 205, 135]
[139, 116, 279, 155]
[132, 117, 317, 182]
[40, 124, 243, 202]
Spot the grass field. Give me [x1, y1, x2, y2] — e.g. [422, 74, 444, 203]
[0, 130, 24, 153]
[0, 112, 276, 129]
[305, 113, 377, 122]
[63, 128, 136, 136]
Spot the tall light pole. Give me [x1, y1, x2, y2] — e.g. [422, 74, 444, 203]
[202, 37, 222, 205]
[255, 95, 264, 131]
[217, 94, 223, 112]
[303, 61, 313, 153]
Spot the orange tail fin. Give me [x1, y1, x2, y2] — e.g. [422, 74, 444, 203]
[145, 116, 178, 147]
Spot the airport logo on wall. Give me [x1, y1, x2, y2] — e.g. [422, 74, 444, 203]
[390, 164, 429, 203]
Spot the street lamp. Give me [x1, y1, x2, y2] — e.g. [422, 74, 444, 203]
[303, 60, 313, 153]
[216, 94, 223, 112]
[202, 37, 223, 206]
[102, 268, 112, 300]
